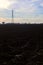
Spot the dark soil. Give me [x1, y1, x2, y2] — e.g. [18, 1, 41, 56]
[0, 24, 43, 65]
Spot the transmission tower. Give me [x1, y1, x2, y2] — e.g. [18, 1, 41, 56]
[12, 10, 14, 23]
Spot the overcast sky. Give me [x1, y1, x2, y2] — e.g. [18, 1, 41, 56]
[0, 0, 43, 23]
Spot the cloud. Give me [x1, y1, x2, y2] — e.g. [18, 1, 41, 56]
[40, 2, 43, 7]
[0, 0, 18, 9]
[0, 0, 11, 9]
[0, 17, 6, 22]
[0, 0, 43, 20]
[0, 17, 43, 24]
[15, 6, 36, 14]
[9, 0, 37, 14]
[31, 0, 39, 2]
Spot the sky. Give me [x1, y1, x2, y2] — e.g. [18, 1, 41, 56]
[0, 0, 43, 23]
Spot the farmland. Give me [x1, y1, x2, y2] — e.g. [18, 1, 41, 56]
[0, 24, 43, 65]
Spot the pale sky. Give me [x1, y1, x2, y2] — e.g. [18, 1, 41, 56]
[0, 0, 43, 23]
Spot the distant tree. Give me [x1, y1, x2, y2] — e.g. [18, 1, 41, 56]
[2, 22, 5, 24]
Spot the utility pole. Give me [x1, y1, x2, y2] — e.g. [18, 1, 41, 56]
[12, 9, 14, 23]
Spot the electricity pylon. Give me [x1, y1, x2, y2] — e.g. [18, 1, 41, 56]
[12, 9, 14, 23]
